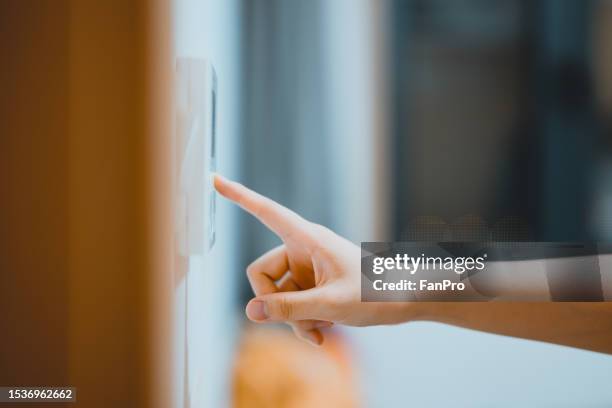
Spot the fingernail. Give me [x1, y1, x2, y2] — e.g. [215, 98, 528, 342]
[304, 330, 322, 346]
[212, 173, 226, 190]
[246, 300, 268, 321]
[313, 321, 333, 329]
[210, 172, 218, 189]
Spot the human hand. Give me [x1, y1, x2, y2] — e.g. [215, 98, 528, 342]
[214, 175, 415, 345]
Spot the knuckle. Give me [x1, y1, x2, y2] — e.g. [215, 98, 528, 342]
[235, 188, 247, 204]
[276, 297, 294, 320]
[308, 224, 332, 251]
[311, 223, 331, 236]
[253, 202, 268, 221]
[245, 263, 258, 279]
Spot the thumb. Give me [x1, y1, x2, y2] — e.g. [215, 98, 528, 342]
[245, 288, 324, 322]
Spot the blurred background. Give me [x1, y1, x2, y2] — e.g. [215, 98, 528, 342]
[2, 0, 612, 407]
[190, 0, 612, 406]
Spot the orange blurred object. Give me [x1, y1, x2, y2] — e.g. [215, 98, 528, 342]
[232, 326, 360, 408]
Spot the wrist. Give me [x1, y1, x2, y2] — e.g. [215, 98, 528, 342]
[401, 302, 454, 323]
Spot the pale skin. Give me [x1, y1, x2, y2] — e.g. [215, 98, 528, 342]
[214, 174, 612, 354]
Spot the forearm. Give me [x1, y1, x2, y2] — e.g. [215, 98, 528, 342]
[412, 302, 612, 354]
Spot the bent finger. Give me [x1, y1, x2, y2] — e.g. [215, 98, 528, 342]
[277, 276, 332, 330]
[293, 319, 333, 331]
[246, 245, 288, 296]
[289, 324, 324, 347]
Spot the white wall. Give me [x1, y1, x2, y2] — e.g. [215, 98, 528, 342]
[321, 0, 391, 243]
[173, 1, 242, 407]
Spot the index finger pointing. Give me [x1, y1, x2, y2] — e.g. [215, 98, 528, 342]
[213, 174, 307, 238]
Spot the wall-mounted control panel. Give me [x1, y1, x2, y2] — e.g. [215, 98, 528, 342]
[176, 58, 217, 254]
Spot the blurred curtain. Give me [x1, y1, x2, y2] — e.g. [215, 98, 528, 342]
[240, 1, 390, 300]
[240, 0, 332, 279]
